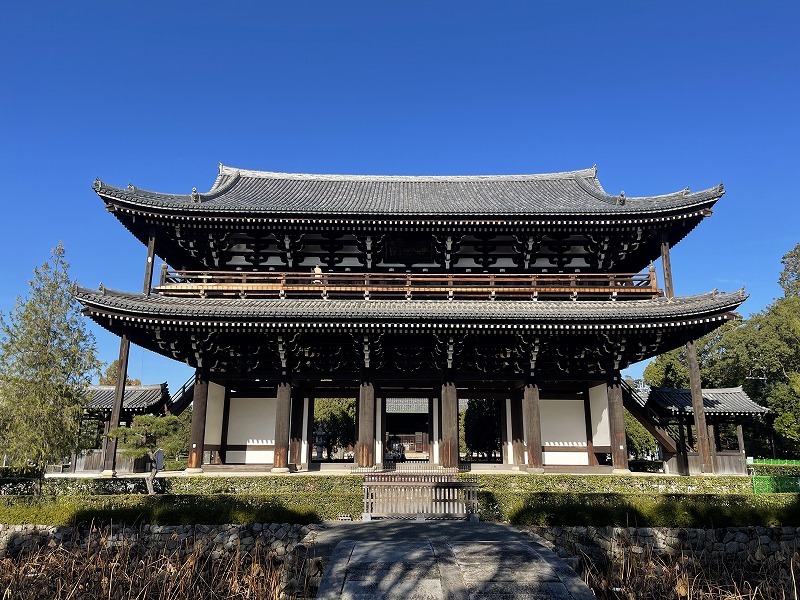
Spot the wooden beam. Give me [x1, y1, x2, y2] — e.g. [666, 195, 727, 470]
[687, 339, 714, 474]
[583, 388, 598, 466]
[440, 382, 459, 468]
[187, 374, 208, 471]
[355, 382, 376, 467]
[101, 334, 130, 476]
[510, 390, 526, 467]
[607, 373, 630, 474]
[522, 381, 544, 472]
[142, 232, 156, 295]
[660, 232, 675, 299]
[272, 382, 292, 472]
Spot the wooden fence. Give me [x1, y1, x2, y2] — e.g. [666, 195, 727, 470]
[362, 472, 479, 521]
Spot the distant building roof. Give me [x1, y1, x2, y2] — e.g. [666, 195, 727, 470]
[86, 383, 170, 415]
[93, 164, 725, 218]
[647, 386, 768, 417]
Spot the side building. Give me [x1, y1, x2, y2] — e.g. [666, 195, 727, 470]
[77, 165, 746, 474]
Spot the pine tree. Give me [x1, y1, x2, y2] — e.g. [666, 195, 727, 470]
[0, 243, 99, 466]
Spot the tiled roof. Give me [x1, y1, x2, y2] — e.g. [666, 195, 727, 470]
[648, 387, 769, 416]
[86, 383, 169, 413]
[75, 287, 746, 326]
[92, 164, 725, 218]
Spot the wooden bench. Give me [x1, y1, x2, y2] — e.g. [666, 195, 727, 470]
[362, 472, 479, 521]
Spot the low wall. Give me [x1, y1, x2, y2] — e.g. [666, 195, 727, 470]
[529, 525, 800, 565]
[0, 522, 320, 560]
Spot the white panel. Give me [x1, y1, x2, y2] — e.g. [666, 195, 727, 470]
[245, 450, 274, 464]
[375, 398, 383, 461]
[544, 451, 590, 466]
[227, 397, 277, 446]
[204, 382, 226, 446]
[505, 398, 513, 464]
[589, 385, 611, 447]
[300, 398, 309, 465]
[540, 399, 587, 445]
[432, 398, 440, 464]
[225, 451, 246, 463]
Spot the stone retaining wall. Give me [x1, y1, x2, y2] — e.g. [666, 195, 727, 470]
[529, 526, 800, 565]
[0, 522, 321, 560]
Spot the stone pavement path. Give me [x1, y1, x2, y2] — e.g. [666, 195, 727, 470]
[312, 522, 593, 600]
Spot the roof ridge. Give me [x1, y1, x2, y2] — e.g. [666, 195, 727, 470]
[217, 163, 598, 183]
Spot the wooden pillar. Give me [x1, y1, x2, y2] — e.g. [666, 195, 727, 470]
[355, 382, 376, 468]
[522, 381, 544, 473]
[583, 387, 599, 466]
[187, 374, 208, 471]
[429, 397, 440, 465]
[607, 373, 630, 474]
[677, 418, 689, 475]
[218, 386, 231, 465]
[736, 423, 747, 474]
[289, 391, 305, 469]
[440, 381, 459, 469]
[660, 232, 675, 300]
[708, 423, 718, 473]
[101, 334, 130, 476]
[142, 232, 156, 296]
[500, 397, 511, 465]
[376, 397, 386, 468]
[687, 339, 714, 474]
[510, 389, 526, 467]
[272, 382, 292, 472]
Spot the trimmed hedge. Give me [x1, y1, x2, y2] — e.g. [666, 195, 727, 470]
[753, 476, 800, 494]
[0, 466, 43, 479]
[751, 464, 800, 477]
[502, 492, 800, 527]
[0, 491, 362, 526]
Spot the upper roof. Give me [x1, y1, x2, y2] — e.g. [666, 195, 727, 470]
[93, 164, 725, 218]
[86, 383, 169, 414]
[76, 286, 746, 327]
[648, 386, 769, 416]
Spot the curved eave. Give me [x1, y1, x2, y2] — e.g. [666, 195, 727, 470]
[75, 287, 746, 330]
[92, 168, 725, 222]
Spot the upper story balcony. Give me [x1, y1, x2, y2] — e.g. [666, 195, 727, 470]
[153, 265, 661, 301]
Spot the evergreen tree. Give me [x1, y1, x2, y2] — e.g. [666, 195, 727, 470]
[98, 359, 141, 386]
[110, 414, 182, 494]
[0, 243, 99, 466]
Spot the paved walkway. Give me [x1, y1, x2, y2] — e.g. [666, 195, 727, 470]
[312, 522, 593, 600]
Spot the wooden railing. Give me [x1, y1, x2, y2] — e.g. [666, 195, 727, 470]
[154, 267, 660, 301]
[362, 472, 479, 520]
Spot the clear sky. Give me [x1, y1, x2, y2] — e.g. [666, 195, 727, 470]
[1, 2, 797, 392]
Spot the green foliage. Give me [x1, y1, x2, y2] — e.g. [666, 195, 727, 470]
[504, 493, 800, 527]
[624, 409, 658, 458]
[463, 399, 500, 459]
[110, 415, 183, 462]
[752, 476, 800, 494]
[751, 464, 800, 477]
[313, 398, 355, 452]
[98, 359, 141, 386]
[779, 241, 800, 298]
[0, 465, 44, 479]
[0, 243, 100, 466]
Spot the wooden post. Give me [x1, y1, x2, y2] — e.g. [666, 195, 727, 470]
[510, 389, 526, 467]
[607, 373, 630, 474]
[660, 232, 674, 300]
[101, 334, 130, 476]
[142, 233, 156, 295]
[187, 374, 208, 472]
[677, 418, 689, 475]
[687, 339, 714, 474]
[583, 388, 598, 466]
[289, 391, 305, 469]
[272, 382, 292, 472]
[355, 381, 376, 468]
[522, 381, 544, 473]
[218, 386, 231, 465]
[440, 381, 459, 468]
[736, 424, 747, 474]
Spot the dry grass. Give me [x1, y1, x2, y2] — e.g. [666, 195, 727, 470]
[0, 529, 319, 600]
[583, 544, 799, 600]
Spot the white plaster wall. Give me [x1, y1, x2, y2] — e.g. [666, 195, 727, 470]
[203, 383, 226, 446]
[589, 385, 611, 447]
[540, 399, 586, 446]
[543, 451, 590, 466]
[227, 397, 277, 464]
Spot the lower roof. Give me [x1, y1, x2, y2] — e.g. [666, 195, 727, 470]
[86, 383, 169, 414]
[648, 386, 768, 416]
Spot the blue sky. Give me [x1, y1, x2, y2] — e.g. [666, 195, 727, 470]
[1, 2, 797, 391]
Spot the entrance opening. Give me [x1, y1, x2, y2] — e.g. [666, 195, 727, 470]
[312, 397, 356, 462]
[460, 398, 502, 463]
[385, 398, 429, 463]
